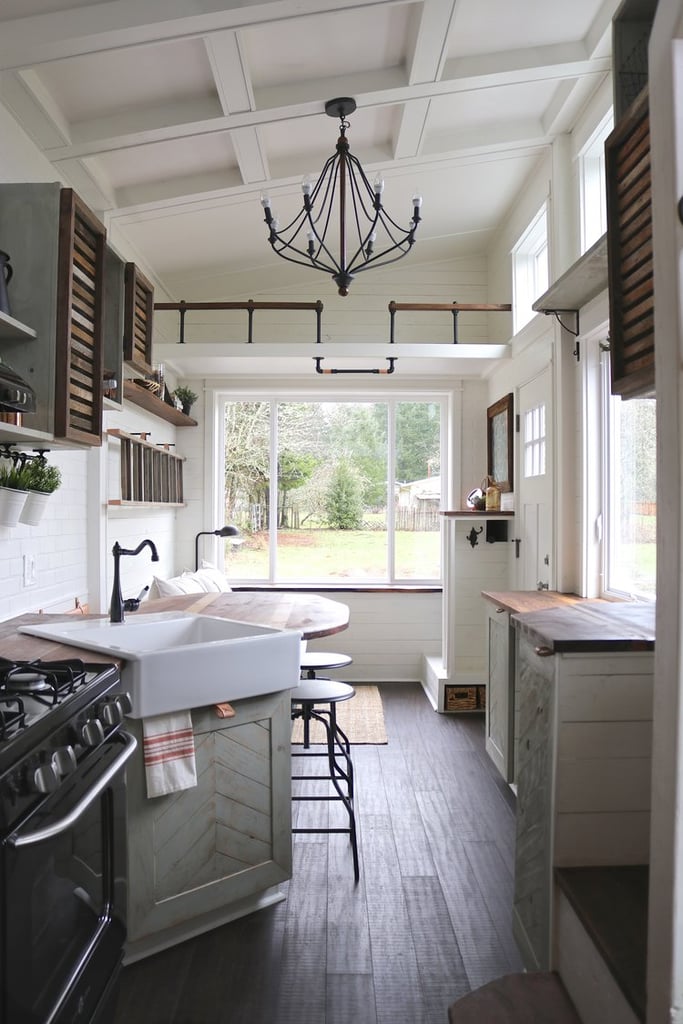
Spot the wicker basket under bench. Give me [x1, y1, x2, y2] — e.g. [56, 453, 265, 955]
[444, 684, 486, 713]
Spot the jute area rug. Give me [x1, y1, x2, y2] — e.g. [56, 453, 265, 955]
[291, 684, 387, 745]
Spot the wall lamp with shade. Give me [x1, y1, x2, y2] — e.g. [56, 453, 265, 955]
[195, 525, 240, 571]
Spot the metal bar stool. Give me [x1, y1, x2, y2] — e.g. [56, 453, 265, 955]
[300, 651, 352, 679]
[291, 678, 360, 882]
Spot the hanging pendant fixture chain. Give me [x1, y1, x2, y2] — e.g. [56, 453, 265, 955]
[260, 97, 422, 297]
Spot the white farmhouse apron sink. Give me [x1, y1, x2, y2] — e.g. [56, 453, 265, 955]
[19, 611, 302, 717]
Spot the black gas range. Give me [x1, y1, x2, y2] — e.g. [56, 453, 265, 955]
[0, 656, 137, 1024]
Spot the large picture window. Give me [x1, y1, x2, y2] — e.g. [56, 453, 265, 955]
[220, 397, 444, 585]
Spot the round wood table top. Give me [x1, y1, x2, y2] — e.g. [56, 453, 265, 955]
[142, 590, 350, 640]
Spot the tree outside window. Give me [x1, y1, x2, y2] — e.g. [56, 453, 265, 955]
[222, 399, 443, 584]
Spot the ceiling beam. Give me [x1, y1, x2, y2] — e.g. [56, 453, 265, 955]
[0, 69, 71, 148]
[204, 29, 253, 114]
[406, 0, 458, 85]
[42, 49, 611, 162]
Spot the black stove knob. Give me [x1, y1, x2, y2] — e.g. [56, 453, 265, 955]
[51, 745, 77, 777]
[33, 764, 59, 794]
[81, 718, 105, 747]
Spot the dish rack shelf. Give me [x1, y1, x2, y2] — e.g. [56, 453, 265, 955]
[107, 428, 184, 507]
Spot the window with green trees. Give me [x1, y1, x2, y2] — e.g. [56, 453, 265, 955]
[221, 398, 443, 584]
[603, 376, 656, 600]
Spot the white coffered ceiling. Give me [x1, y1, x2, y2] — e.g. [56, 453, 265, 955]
[0, 0, 616, 374]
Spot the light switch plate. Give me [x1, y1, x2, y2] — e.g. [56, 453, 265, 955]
[22, 553, 36, 587]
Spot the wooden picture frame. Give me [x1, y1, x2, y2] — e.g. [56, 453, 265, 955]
[487, 393, 514, 492]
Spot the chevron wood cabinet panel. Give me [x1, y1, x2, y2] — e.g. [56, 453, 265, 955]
[124, 689, 292, 962]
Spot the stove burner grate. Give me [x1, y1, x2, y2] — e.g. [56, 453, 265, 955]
[0, 658, 87, 708]
[0, 695, 26, 740]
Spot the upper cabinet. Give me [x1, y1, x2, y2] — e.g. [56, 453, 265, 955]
[0, 183, 111, 444]
[54, 188, 106, 444]
[605, 89, 654, 398]
[605, 0, 657, 399]
[123, 263, 154, 375]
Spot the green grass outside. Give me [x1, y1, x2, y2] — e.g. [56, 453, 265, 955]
[225, 528, 441, 582]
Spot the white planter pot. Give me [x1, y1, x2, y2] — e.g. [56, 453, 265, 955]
[19, 489, 51, 526]
[0, 486, 28, 527]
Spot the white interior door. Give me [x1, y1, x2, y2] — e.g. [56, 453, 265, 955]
[518, 367, 553, 591]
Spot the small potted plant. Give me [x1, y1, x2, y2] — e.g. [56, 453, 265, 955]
[0, 461, 30, 527]
[173, 385, 198, 416]
[19, 459, 62, 525]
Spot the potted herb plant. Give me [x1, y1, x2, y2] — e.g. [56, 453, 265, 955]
[0, 461, 30, 527]
[173, 385, 198, 416]
[19, 460, 62, 525]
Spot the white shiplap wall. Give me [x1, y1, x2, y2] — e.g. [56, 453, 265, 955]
[304, 590, 442, 683]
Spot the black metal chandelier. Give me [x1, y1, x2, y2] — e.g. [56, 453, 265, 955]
[260, 97, 422, 297]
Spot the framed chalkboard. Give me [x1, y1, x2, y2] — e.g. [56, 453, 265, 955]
[487, 393, 513, 492]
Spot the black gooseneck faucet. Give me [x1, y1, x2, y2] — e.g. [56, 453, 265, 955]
[110, 539, 159, 623]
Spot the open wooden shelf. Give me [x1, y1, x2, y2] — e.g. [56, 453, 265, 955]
[123, 379, 197, 425]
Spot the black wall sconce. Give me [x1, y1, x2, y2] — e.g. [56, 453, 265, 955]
[195, 525, 240, 570]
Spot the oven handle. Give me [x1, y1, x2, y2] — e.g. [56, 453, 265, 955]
[8, 731, 137, 848]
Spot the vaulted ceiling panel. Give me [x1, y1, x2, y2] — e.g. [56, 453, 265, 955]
[240, 4, 418, 91]
[101, 132, 238, 191]
[33, 38, 218, 124]
[446, 0, 608, 56]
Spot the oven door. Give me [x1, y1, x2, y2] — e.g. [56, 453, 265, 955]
[1, 731, 136, 1024]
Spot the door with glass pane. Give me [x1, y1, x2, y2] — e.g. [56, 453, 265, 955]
[518, 367, 553, 590]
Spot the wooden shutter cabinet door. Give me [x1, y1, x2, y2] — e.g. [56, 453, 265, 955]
[123, 263, 154, 374]
[605, 87, 655, 399]
[54, 188, 106, 444]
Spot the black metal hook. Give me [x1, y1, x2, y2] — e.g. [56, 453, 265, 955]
[466, 526, 483, 548]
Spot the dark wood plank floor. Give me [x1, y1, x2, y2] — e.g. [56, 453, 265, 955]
[112, 683, 522, 1024]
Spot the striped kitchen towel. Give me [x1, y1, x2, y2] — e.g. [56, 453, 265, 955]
[142, 712, 197, 798]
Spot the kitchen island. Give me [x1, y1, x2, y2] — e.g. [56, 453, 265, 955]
[1, 591, 350, 961]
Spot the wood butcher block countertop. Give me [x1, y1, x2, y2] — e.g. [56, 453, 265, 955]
[507, 597, 655, 653]
[0, 591, 351, 663]
[481, 590, 585, 615]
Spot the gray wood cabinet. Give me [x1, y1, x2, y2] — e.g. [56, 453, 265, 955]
[0, 183, 111, 444]
[484, 601, 515, 782]
[123, 688, 293, 962]
[512, 636, 654, 972]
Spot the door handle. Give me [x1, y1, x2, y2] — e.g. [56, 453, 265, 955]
[514, 538, 521, 558]
[8, 732, 137, 847]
